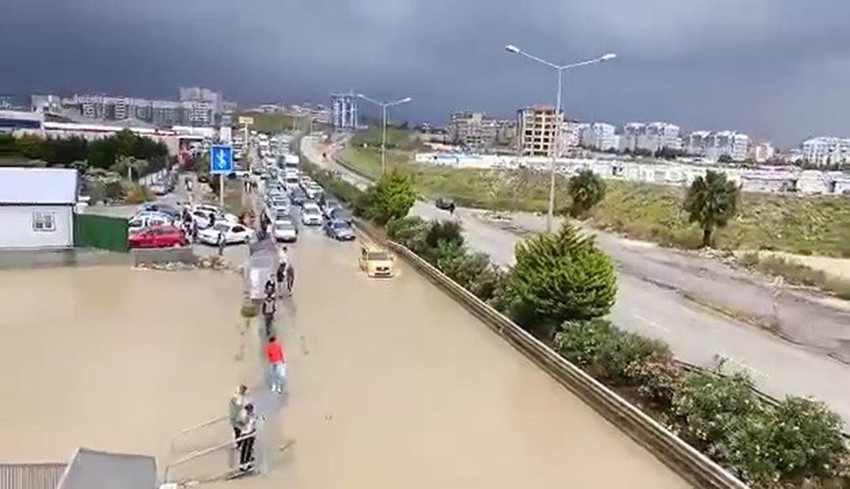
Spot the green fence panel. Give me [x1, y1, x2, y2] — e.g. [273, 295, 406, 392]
[74, 213, 129, 252]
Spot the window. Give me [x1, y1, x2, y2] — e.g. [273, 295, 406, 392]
[33, 211, 56, 232]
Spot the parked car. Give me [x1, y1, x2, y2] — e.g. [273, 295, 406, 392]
[193, 205, 239, 224]
[140, 203, 181, 219]
[321, 199, 341, 216]
[197, 223, 255, 245]
[273, 219, 298, 243]
[149, 182, 169, 196]
[128, 225, 187, 249]
[129, 212, 173, 233]
[300, 206, 323, 226]
[328, 207, 353, 225]
[324, 219, 355, 241]
[290, 187, 308, 205]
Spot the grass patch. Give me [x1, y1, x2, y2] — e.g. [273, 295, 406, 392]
[738, 252, 850, 299]
[338, 137, 850, 257]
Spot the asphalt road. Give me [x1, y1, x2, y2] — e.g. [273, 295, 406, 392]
[301, 136, 850, 424]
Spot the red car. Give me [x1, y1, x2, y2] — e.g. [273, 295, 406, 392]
[128, 225, 188, 249]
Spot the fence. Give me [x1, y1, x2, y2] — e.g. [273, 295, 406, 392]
[73, 213, 128, 252]
[0, 463, 66, 489]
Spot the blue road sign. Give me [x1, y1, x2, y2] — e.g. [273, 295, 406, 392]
[210, 145, 234, 174]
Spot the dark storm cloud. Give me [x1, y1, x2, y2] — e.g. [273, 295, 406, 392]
[3, 0, 850, 144]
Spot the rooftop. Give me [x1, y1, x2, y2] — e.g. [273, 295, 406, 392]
[0, 167, 78, 204]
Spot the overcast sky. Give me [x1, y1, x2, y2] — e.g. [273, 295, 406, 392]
[3, 0, 850, 146]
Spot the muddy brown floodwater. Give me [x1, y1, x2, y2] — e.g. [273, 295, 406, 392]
[0, 265, 252, 465]
[229, 230, 689, 488]
[0, 228, 689, 488]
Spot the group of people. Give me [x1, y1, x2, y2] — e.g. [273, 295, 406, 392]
[228, 385, 258, 473]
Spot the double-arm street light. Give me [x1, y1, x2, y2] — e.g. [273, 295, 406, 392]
[356, 93, 412, 175]
[504, 44, 616, 232]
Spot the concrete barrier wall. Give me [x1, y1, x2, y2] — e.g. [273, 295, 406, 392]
[383, 238, 749, 489]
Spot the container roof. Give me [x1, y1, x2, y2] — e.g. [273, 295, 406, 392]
[0, 167, 77, 204]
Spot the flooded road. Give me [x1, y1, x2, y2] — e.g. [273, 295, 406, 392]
[0, 228, 687, 487]
[0, 265, 252, 464]
[247, 229, 688, 488]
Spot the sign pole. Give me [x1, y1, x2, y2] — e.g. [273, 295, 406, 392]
[219, 175, 224, 208]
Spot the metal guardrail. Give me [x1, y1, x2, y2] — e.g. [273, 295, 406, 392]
[0, 463, 66, 489]
[384, 238, 750, 489]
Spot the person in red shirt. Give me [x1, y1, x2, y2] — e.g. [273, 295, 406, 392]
[266, 336, 287, 394]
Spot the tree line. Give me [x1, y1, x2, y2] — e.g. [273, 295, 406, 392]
[0, 129, 170, 172]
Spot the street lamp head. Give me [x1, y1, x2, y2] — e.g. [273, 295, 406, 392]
[399, 97, 412, 104]
[355, 93, 366, 99]
[504, 44, 521, 54]
[600, 53, 617, 61]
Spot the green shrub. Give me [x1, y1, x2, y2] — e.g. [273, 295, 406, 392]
[387, 216, 429, 249]
[769, 397, 848, 482]
[467, 264, 506, 302]
[672, 370, 763, 450]
[567, 169, 606, 218]
[596, 331, 670, 385]
[624, 355, 681, 406]
[511, 222, 618, 326]
[424, 220, 464, 250]
[553, 319, 615, 367]
[125, 184, 153, 204]
[369, 169, 417, 224]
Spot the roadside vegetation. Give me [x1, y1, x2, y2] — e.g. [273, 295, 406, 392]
[304, 146, 850, 487]
[737, 252, 850, 300]
[337, 131, 850, 258]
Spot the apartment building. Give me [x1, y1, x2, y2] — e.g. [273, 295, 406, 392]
[448, 112, 499, 151]
[802, 137, 850, 167]
[687, 130, 750, 161]
[622, 122, 681, 153]
[580, 123, 618, 151]
[180, 86, 222, 111]
[752, 142, 775, 163]
[517, 106, 563, 157]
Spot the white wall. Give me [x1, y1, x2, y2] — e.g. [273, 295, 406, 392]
[0, 206, 73, 249]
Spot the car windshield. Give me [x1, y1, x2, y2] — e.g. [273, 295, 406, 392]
[276, 222, 294, 230]
[332, 221, 349, 230]
[212, 223, 230, 231]
[367, 251, 390, 261]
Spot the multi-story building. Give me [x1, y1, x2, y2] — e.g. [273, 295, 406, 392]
[687, 130, 750, 161]
[752, 142, 775, 163]
[448, 112, 499, 151]
[150, 100, 183, 126]
[622, 122, 681, 153]
[331, 92, 358, 130]
[801, 137, 850, 167]
[559, 121, 584, 151]
[181, 100, 214, 126]
[180, 87, 222, 110]
[580, 122, 617, 151]
[517, 106, 562, 157]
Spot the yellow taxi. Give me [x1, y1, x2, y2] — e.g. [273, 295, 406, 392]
[358, 243, 395, 278]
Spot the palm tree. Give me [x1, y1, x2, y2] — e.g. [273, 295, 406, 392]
[683, 170, 740, 248]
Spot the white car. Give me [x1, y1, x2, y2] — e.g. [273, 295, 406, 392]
[198, 223, 255, 245]
[301, 207, 323, 226]
[129, 212, 174, 233]
[273, 219, 298, 242]
[193, 205, 239, 224]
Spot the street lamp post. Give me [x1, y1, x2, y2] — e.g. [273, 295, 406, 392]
[505, 44, 616, 232]
[356, 93, 412, 175]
